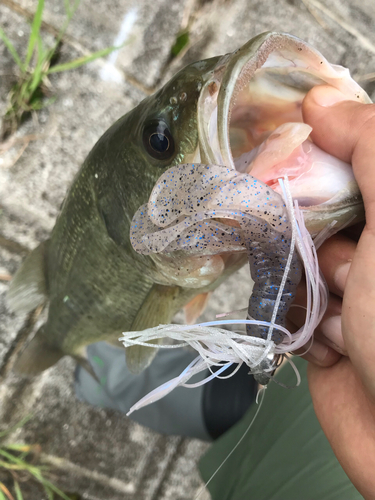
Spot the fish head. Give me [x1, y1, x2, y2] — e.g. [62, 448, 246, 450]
[86, 57, 223, 220]
[131, 32, 370, 286]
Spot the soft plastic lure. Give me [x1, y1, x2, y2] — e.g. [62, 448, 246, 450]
[123, 166, 329, 412]
[131, 162, 302, 349]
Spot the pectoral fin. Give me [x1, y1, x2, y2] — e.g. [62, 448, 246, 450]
[184, 292, 211, 325]
[13, 325, 63, 375]
[125, 284, 185, 374]
[14, 325, 99, 381]
[7, 241, 49, 314]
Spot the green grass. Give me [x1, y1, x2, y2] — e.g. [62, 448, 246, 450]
[0, 416, 76, 500]
[171, 30, 189, 58]
[0, 0, 123, 139]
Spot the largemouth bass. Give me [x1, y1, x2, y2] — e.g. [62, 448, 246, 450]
[7, 32, 370, 376]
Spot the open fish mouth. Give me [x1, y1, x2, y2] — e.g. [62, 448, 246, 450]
[197, 32, 370, 231]
[130, 33, 370, 288]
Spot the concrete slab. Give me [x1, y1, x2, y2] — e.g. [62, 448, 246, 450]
[0, 249, 24, 365]
[0, 360, 209, 499]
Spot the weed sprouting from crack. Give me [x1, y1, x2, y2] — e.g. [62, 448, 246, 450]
[0, 0, 126, 140]
[0, 416, 78, 500]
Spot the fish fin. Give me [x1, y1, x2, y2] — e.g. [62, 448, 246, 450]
[7, 240, 49, 314]
[125, 284, 183, 374]
[13, 325, 63, 376]
[72, 355, 100, 383]
[125, 338, 164, 375]
[183, 292, 211, 325]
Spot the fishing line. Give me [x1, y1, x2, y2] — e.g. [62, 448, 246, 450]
[263, 355, 301, 389]
[194, 387, 266, 500]
[183, 362, 233, 388]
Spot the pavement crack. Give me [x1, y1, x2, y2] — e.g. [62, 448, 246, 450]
[41, 453, 136, 494]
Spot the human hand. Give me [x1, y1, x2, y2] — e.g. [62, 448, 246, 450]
[289, 85, 375, 499]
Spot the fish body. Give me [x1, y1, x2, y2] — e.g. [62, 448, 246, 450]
[7, 32, 370, 376]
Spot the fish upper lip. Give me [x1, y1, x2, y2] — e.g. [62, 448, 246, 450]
[198, 31, 371, 174]
[198, 32, 295, 169]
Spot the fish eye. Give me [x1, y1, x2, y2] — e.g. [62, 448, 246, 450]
[142, 120, 175, 161]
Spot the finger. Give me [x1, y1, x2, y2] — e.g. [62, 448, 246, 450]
[303, 85, 375, 397]
[289, 282, 342, 326]
[288, 286, 343, 365]
[308, 359, 375, 499]
[302, 86, 375, 228]
[288, 291, 348, 366]
[288, 233, 354, 355]
[294, 336, 341, 367]
[317, 233, 356, 298]
[314, 326, 346, 356]
[290, 269, 345, 350]
[290, 290, 345, 358]
[341, 221, 365, 242]
[342, 227, 375, 396]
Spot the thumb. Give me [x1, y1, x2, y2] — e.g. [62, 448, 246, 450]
[303, 85, 375, 397]
[302, 85, 375, 229]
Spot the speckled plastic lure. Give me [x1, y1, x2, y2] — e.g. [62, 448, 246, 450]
[131, 163, 302, 350]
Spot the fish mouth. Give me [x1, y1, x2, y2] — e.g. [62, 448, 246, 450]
[197, 32, 369, 223]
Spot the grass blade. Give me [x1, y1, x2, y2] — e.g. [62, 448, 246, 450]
[64, 0, 73, 17]
[0, 460, 27, 470]
[63, 0, 80, 19]
[0, 416, 32, 440]
[47, 44, 124, 74]
[13, 482, 23, 500]
[0, 28, 24, 70]
[45, 486, 54, 500]
[28, 37, 46, 96]
[0, 483, 14, 500]
[0, 489, 6, 500]
[46, 0, 80, 66]
[0, 449, 24, 464]
[39, 478, 72, 500]
[171, 31, 189, 58]
[4, 444, 34, 453]
[25, 0, 45, 68]
[0, 449, 40, 473]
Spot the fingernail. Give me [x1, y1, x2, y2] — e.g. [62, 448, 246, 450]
[334, 261, 351, 293]
[312, 86, 349, 107]
[320, 316, 346, 354]
[308, 340, 329, 362]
